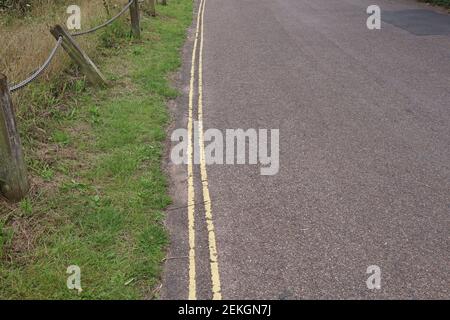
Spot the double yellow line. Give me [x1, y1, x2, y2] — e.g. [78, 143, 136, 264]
[187, 0, 222, 300]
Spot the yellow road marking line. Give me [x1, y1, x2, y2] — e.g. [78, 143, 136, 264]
[197, 0, 223, 300]
[187, 0, 205, 300]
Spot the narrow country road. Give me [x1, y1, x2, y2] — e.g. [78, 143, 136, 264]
[163, 0, 450, 299]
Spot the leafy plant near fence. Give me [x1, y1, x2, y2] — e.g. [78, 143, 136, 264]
[0, 0, 61, 15]
[419, 0, 450, 8]
[0, 0, 29, 13]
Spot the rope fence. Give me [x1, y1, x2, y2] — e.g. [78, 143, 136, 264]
[1, 0, 164, 201]
[7, 0, 145, 93]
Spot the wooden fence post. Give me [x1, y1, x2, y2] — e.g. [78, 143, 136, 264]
[129, 0, 141, 39]
[50, 25, 108, 87]
[146, 0, 156, 17]
[0, 74, 29, 202]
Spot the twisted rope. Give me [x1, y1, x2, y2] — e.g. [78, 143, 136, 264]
[9, 36, 63, 93]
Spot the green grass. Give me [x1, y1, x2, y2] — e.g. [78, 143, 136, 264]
[0, 0, 192, 299]
[419, 0, 450, 8]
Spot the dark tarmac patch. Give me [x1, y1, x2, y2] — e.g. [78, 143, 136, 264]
[382, 9, 450, 36]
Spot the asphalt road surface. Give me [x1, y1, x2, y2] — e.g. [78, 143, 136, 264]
[163, 0, 450, 299]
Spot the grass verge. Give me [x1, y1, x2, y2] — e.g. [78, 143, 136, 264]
[0, 0, 192, 299]
[419, 0, 450, 8]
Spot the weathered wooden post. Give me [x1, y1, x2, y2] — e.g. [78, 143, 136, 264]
[50, 25, 108, 87]
[129, 0, 141, 39]
[146, 0, 156, 17]
[0, 74, 29, 202]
